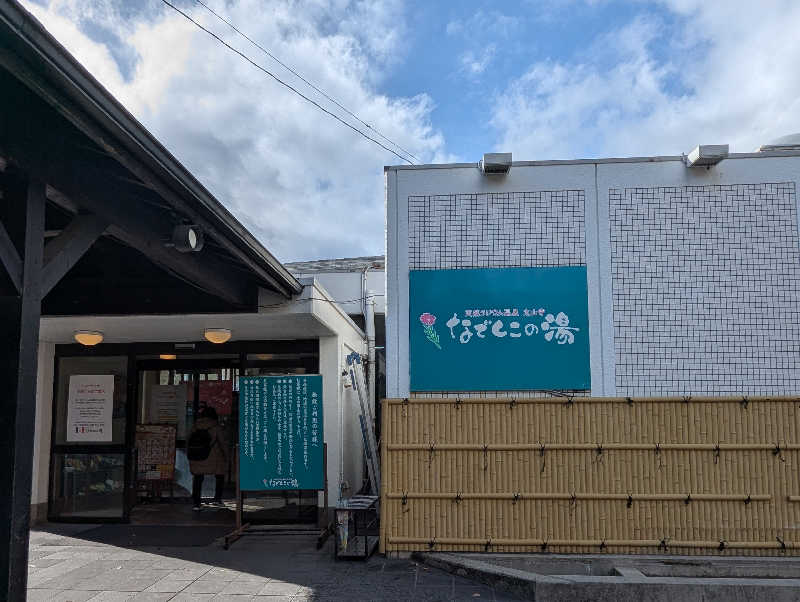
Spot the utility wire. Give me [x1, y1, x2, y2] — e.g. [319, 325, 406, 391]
[193, 0, 421, 165]
[160, 0, 414, 165]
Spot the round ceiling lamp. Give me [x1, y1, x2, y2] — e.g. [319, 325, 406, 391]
[74, 330, 104, 346]
[204, 328, 232, 344]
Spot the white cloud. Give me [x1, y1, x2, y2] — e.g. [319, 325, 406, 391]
[459, 44, 496, 77]
[22, 0, 444, 261]
[492, 1, 800, 159]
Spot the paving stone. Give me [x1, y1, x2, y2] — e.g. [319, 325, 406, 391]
[169, 594, 215, 601]
[128, 594, 173, 602]
[26, 590, 65, 602]
[85, 592, 135, 601]
[143, 578, 192, 593]
[212, 595, 256, 601]
[184, 579, 229, 594]
[219, 580, 267, 595]
[256, 581, 302, 596]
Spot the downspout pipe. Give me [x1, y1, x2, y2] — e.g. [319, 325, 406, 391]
[365, 289, 377, 425]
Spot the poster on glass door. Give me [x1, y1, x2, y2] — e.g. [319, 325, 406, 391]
[66, 374, 114, 442]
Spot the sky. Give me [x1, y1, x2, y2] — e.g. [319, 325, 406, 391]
[20, 0, 800, 262]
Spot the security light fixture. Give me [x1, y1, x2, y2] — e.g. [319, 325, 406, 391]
[480, 152, 512, 175]
[74, 330, 104, 346]
[685, 145, 728, 167]
[171, 224, 204, 252]
[204, 328, 232, 344]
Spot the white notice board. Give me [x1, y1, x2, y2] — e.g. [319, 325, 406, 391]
[149, 384, 187, 438]
[66, 374, 115, 442]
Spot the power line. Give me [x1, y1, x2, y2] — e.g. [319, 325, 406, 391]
[193, 0, 422, 165]
[159, 0, 414, 165]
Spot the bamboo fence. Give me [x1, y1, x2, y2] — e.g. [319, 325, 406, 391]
[379, 395, 800, 555]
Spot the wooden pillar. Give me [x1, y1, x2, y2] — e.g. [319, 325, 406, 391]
[0, 174, 45, 601]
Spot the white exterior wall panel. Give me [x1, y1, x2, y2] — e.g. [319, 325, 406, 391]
[386, 155, 800, 398]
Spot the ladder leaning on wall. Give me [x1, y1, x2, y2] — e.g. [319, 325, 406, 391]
[346, 351, 381, 495]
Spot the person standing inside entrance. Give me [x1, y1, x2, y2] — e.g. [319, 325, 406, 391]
[187, 406, 228, 510]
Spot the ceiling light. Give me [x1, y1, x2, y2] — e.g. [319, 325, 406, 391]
[74, 330, 104, 346]
[159, 354, 177, 360]
[204, 328, 232, 344]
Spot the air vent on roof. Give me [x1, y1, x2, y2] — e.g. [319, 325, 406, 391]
[758, 133, 800, 152]
[480, 153, 512, 175]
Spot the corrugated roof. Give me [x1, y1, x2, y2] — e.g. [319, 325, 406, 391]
[285, 255, 385, 273]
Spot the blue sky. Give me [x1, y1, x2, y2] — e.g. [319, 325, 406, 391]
[21, 0, 800, 260]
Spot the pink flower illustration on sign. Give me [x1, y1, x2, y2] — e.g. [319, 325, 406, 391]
[419, 313, 441, 349]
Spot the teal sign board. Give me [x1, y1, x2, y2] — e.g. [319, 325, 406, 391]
[409, 267, 590, 391]
[239, 375, 324, 491]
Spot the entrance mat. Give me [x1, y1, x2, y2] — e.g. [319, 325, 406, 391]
[77, 525, 231, 547]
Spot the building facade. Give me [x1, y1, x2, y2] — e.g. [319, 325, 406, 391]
[386, 149, 800, 399]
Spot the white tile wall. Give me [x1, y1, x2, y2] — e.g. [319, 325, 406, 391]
[610, 182, 800, 395]
[408, 191, 585, 270]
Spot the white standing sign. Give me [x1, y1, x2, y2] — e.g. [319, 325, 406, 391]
[66, 374, 115, 442]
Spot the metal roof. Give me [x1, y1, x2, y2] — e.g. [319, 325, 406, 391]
[285, 255, 385, 273]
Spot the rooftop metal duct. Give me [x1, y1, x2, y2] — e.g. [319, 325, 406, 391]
[480, 152, 512, 175]
[758, 133, 800, 152]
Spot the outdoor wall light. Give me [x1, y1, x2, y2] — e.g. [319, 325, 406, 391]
[204, 328, 232, 344]
[74, 330, 104, 346]
[159, 354, 177, 360]
[171, 224, 204, 252]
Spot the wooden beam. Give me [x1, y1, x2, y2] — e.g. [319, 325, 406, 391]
[0, 176, 45, 601]
[40, 213, 108, 296]
[0, 218, 22, 292]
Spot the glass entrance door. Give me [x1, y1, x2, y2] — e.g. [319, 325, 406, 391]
[49, 356, 130, 521]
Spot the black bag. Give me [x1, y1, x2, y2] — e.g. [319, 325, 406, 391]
[187, 428, 214, 461]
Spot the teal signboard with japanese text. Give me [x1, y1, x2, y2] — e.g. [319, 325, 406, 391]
[409, 267, 590, 391]
[239, 375, 324, 491]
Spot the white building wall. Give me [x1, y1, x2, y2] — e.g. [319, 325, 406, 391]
[387, 154, 800, 398]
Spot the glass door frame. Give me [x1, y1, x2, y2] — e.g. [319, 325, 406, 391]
[48, 346, 137, 523]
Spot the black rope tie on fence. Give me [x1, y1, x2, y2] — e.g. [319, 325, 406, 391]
[595, 443, 604, 463]
[713, 444, 721, 465]
[401, 397, 409, 415]
[484, 539, 492, 552]
[569, 493, 577, 509]
[599, 540, 607, 551]
[509, 397, 517, 410]
[428, 538, 436, 550]
[685, 494, 692, 505]
[777, 536, 787, 552]
[541, 541, 548, 552]
[654, 443, 663, 469]
[402, 491, 410, 514]
[626, 396, 634, 406]
[718, 540, 726, 552]
[428, 443, 436, 466]
[564, 394, 575, 407]
[483, 444, 489, 471]
[512, 492, 521, 505]
[773, 444, 786, 463]
[659, 538, 669, 552]
[740, 396, 749, 409]
[682, 395, 692, 404]
[627, 494, 633, 509]
[744, 494, 752, 505]
[454, 492, 462, 505]
[540, 444, 547, 474]
[454, 397, 462, 410]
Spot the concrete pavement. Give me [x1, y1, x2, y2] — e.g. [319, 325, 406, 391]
[26, 525, 519, 601]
